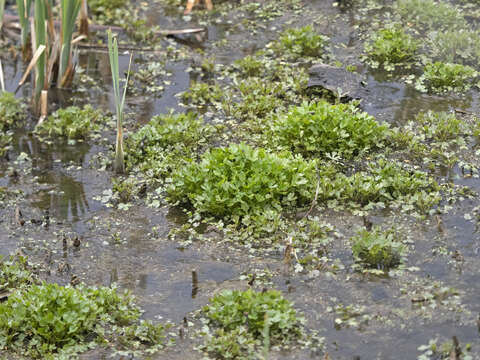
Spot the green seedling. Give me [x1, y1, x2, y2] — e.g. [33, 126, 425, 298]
[107, 29, 133, 174]
[275, 25, 327, 58]
[365, 26, 417, 69]
[417, 62, 477, 93]
[351, 227, 405, 271]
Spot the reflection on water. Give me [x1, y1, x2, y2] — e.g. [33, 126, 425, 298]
[31, 173, 89, 221]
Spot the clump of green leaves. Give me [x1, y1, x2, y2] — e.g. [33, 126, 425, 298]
[34, 105, 105, 139]
[364, 26, 417, 70]
[88, 0, 127, 20]
[416, 111, 464, 142]
[231, 77, 286, 121]
[275, 25, 327, 58]
[316, 160, 440, 212]
[395, 0, 466, 31]
[0, 255, 37, 291]
[271, 101, 389, 159]
[0, 91, 26, 129]
[0, 282, 168, 358]
[200, 289, 303, 359]
[428, 29, 480, 65]
[181, 82, 223, 105]
[0, 92, 26, 156]
[351, 227, 405, 271]
[167, 143, 316, 221]
[417, 62, 477, 93]
[125, 111, 214, 178]
[233, 55, 264, 77]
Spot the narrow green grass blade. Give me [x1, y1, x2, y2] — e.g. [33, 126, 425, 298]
[58, 0, 81, 85]
[16, 0, 32, 51]
[0, 0, 6, 31]
[34, 0, 46, 99]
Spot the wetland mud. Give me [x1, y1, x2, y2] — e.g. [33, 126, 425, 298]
[1, 0, 480, 359]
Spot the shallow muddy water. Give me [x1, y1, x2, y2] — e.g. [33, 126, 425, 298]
[1, 0, 480, 359]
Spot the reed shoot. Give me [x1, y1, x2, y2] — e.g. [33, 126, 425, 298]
[107, 29, 132, 174]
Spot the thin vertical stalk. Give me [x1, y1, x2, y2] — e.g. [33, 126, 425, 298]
[33, 0, 46, 104]
[0, 60, 5, 92]
[107, 29, 132, 174]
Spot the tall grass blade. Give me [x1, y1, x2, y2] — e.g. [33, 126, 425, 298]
[0, 0, 5, 31]
[16, 0, 32, 55]
[33, 0, 46, 102]
[107, 29, 132, 174]
[58, 0, 80, 87]
[0, 60, 5, 92]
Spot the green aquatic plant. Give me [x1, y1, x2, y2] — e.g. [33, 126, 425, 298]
[0, 91, 26, 129]
[271, 100, 389, 159]
[0, 282, 169, 358]
[316, 160, 440, 212]
[417, 62, 477, 93]
[428, 29, 480, 65]
[107, 29, 133, 174]
[0, 92, 26, 156]
[275, 25, 327, 58]
[233, 55, 264, 77]
[364, 26, 418, 70]
[200, 289, 303, 359]
[416, 111, 464, 142]
[126, 111, 215, 178]
[167, 143, 316, 221]
[34, 105, 104, 140]
[0, 255, 37, 291]
[181, 81, 223, 105]
[88, 0, 126, 17]
[231, 77, 286, 121]
[395, 0, 466, 31]
[351, 227, 405, 271]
